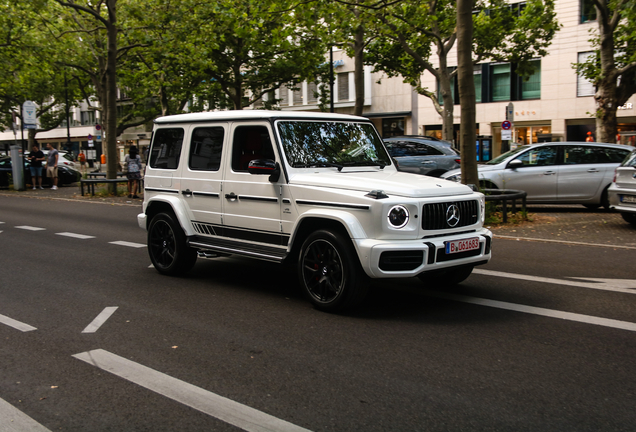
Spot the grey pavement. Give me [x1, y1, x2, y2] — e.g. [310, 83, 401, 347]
[1, 182, 635, 248]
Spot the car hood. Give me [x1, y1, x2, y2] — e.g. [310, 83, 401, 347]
[443, 163, 503, 178]
[288, 170, 473, 198]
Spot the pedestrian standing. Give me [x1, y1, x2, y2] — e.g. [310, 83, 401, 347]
[78, 151, 87, 174]
[46, 143, 59, 190]
[28, 145, 45, 189]
[586, 131, 595, 142]
[125, 145, 142, 198]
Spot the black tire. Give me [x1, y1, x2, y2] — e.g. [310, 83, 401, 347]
[417, 265, 474, 287]
[148, 212, 197, 276]
[298, 229, 368, 312]
[601, 186, 610, 210]
[621, 212, 636, 226]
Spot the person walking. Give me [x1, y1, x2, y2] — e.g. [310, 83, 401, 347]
[125, 145, 142, 198]
[28, 145, 45, 189]
[46, 143, 59, 190]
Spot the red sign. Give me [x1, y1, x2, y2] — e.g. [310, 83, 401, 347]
[95, 124, 102, 130]
[501, 120, 512, 130]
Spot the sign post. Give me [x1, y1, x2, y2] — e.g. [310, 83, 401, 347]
[501, 103, 514, 153]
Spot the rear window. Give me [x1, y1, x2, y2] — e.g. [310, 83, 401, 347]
[150, 128, 184, 170]
[189, 127, 224, 171]
[621, 150, 636, 167]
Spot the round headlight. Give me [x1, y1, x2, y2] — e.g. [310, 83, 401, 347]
[388, 205, 409, 228]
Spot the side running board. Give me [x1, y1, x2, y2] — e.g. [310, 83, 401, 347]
[187, 235, 287, 263]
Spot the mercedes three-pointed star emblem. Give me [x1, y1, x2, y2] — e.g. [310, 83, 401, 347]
[446, 204, 460, 227]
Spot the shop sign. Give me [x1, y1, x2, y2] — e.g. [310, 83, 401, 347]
[618, 103, 633, 110]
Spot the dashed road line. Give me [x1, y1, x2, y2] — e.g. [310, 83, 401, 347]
[426, 291, 636, 332]
[14, 225, 45, 231]
[0, 314, 37, 332]
[82, 307, 118, 333]
[496, 235, 636, 250]
[73, 349, 312, 432]
[56, 232, 96, 240]
[109, 241, 146, 248]
[0, 397, 52, 431]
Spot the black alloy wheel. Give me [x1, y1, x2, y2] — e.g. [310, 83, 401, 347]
[298, 229, 367, 312]
[148, 212, 197, 276]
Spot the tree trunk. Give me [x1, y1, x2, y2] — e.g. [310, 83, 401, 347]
[457, 0, 478, 187]
[594, 6, 619, 144]
[437, 48, 455, 143]
[353, 22, 365, 116]
[106, 0, 118, 194]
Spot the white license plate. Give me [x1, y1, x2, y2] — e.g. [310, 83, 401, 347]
[621, 195, 636, 203]
[445, 237, 480, 254]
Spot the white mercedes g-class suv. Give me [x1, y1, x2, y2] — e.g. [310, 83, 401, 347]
[138, 111, 492, 311]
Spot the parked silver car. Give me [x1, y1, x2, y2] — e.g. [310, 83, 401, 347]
[384, 136, 460, 177]
[608, 148, 636, 225]
[443, 142, 632, 209]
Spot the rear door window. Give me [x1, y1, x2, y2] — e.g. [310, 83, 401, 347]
[189, 127, 224, 171]
[150, 128, 184, 170]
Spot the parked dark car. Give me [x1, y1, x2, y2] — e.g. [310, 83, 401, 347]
[0, 155, 81, 187]
[383, 136, 460, 177]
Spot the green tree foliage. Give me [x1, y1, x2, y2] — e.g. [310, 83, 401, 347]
[574, 0, 636, 143]
[365, 0, 559, 143]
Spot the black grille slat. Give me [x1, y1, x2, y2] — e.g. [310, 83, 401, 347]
[422, 200, 479, 230]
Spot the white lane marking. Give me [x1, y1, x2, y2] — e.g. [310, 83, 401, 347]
[0, 314, 37, 332]
[0, 397, 52, 432]
[109, 241, 146, 248]
[73, 349, 312, 432]
[426, 291, 636, 332]
[473, 269, 636, 294]
[82, 307, 118, 333]
[56, 232, 96, 240]
[14, 226, 45, 231]
[496, 235, 636, 250]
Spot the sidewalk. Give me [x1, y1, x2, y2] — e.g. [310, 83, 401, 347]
[2, 183, 635, 247]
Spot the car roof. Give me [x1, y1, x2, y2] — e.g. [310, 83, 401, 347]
[523, 141, 630, 150]
[154, 110, 369, 125]
[383, 136, 453, 146]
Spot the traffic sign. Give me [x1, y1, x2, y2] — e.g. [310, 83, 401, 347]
[88, 134, 93, 140]
[95, 124, 102, 130]
[502, 120, 512, 130]
[22, 101, 37, 125]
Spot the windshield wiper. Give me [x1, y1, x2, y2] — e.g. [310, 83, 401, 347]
[295, 161, 344, 171]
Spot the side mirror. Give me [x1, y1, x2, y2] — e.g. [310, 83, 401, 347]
[508, 159, 523, 169]
[247, 159, 281, 182]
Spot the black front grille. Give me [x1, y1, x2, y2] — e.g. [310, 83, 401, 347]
[379, 251, 424, 271]
[422, 200, 479, 230]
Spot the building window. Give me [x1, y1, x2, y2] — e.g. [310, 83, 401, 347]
[577, 52, 595, 96]
[337, 73, 349, 101]
[293, 87, 303, 105]
[307, 82, 318, 104]
[580, 0, 596, 23]
[278, 85, 289, 106]
[80, 111, 95, 126]
[474, 65, 482, 103]
[521, 60, 541, 100]
[491, 63, 511, 101]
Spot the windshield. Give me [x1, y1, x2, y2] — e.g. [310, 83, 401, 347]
[622, 150, 636, 167]
[486, 145, 528, 165]
[277, 121, 392, 169]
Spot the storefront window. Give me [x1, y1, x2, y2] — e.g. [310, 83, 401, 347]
[382, 118, 405, 138]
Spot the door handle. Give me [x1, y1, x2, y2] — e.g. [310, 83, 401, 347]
[181, 189, 192, 196]
[587, 169, 599, 173]
[225, 192, 238, 201]
[543, 171, 556, 175]
[421, 160, 434, 164]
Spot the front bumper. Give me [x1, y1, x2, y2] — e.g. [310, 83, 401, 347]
[355, 228, 493, 278]
[137, 213, 147, 230]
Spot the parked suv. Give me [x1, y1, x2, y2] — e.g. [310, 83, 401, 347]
[138, 111, 492, 311]
[608, 148, 636, 225]
[384, 136, 460, 177]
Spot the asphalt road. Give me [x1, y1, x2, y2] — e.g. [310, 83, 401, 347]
[1, 195, 635, 432]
